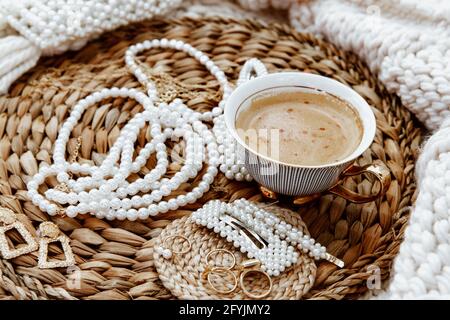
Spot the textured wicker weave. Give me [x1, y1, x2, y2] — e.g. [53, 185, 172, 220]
[154, 205, 316, 300]
[0, 17, 422, 300]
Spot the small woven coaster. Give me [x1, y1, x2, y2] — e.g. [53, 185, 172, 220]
[153, 204, 317, 300]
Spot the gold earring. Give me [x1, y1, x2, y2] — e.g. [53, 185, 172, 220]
[37, 221, 75, 269]
[0, 207, 38, 259]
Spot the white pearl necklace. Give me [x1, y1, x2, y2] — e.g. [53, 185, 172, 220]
[213, 58, 269, 181]
[213, 115, 252, 182]
[27, 38, 256, 220]
[192, 199, 344, 276]
[1, 1, 183, 95]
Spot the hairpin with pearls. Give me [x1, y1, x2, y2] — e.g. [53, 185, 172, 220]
[231, 199, 344, 267]
[192, 200, 299, 277]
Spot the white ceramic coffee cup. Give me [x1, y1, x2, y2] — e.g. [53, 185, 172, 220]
[225, 72, 389, 202]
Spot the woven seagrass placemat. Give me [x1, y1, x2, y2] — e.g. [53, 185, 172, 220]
[0, 17, 421, 300]
[153, 205, 316, 300]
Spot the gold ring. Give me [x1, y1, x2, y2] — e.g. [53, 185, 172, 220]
[205, 249, 236, 270]
[206, 267, 238, 295]
[240, 269, 273, 299]
[162, 235, 191, 255]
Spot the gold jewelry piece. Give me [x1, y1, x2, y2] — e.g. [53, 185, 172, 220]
[54, 136, 82, 217]
[219, 214, 267, 249]
[156, 235, 191, 260]
[37, 221, 75, 269]
[240, 258, 260, 268]
[203, 249, 273, 299]
[0, 208, 38, 259]
[240, 269, 273, 299]
[55, 136, 82, 194]
[205, 249, 236, 270]
[324, 253, 345, 268]
[206, 267, 238, 294]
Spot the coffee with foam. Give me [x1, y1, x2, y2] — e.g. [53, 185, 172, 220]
[235, 91, 363, 166]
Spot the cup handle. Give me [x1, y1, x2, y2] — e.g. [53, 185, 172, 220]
[328, 164, 391, 204]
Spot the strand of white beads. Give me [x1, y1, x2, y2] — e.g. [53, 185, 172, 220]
[212, 115, 252, 182]
[212, 58, 270, 181]
[27, 38, 232, 220]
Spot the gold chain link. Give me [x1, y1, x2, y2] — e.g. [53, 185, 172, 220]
[54, 136, 82, 216]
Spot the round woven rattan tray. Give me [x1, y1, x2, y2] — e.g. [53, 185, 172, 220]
[0, 17, 421, 300]
[153, 205, 317, 300]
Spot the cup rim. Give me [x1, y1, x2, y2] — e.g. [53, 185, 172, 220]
[224, 72, 376, 169]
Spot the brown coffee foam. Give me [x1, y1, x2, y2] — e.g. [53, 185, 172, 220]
[236, 91, 363, 166]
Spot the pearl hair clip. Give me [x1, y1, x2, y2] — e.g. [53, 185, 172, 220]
[192, 199, 344, 275]
[219, 214, 268, 249]
[231, 199, 344, 268]
[192, 200, 299, 276]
